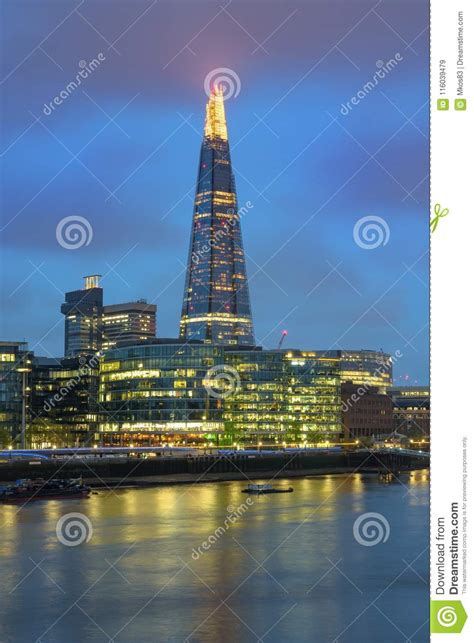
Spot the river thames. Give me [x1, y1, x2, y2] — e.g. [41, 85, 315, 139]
[0, 472, 429, 642]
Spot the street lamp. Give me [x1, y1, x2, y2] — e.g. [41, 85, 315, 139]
[16, 360, 31, 450]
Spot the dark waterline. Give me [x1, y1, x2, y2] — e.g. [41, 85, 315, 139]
[0, 472, 429, 643]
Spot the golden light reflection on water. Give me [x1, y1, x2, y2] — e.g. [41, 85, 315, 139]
[0, 473, 429, 642]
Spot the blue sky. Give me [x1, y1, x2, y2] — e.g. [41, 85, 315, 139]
[0, 0, 429, 383]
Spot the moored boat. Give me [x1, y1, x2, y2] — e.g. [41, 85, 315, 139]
[242, 483, 293, 494]
[0, 478, 91, 503]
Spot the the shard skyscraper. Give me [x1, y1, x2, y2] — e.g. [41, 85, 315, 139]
[179, 85, 255, 345]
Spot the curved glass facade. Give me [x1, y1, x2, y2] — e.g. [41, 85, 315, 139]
[99, 342, 225, 438]
[98, 343, 342, 444]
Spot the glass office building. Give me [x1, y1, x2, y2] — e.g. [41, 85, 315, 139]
[98, 343, 342, 445]
[102, 300, 157, 350]
[0, 341, 31, 446]
[224, 349, 342, 443]
[334, 349, 392, 392]
[180, 85, 255, 346]
[61, 275, 103, 356]
[98, 340, 226, 443]
[31, 355, 100, 447]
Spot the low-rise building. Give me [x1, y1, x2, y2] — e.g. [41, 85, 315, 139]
[341, 382, 393, 440]
[390, 386, 430, 439]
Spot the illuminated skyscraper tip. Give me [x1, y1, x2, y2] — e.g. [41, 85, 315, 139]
[180, 87, 255, 346]
[205, 84, 228, 141]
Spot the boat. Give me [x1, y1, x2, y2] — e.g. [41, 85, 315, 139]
[241, 483, 293, 494]
[0, 478, 92, 503]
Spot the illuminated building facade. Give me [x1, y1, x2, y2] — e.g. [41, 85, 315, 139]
[98, 340, 225, 444]
[390, 386, 430, 438]
[61, 275, 103, 356]
[336, 350, 392, 392]
[61, 277, 157, 356]
[0, 341, 31, 446]
[224, 348, 342, 443]
[98, 343, 342, 445]
[102, 301, 157, 350]
[180, 85, 255, 346]
[31, 356, 100, 447]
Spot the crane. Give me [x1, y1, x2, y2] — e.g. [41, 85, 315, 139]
[277, 330, 288, 350]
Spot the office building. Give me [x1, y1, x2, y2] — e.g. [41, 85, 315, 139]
[98, 342, 342, 445]
[61, 275, 103, 356]
[337, 350, 393, 392]
[180, 85, 255, 346]
[341, 382, 393, 440]
[0, 341, 31, 447]
[102, 301, 157, 350]
[30, 355, 100, 447]
[390, 386, 430, 438]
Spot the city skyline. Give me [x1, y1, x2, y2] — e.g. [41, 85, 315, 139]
[0, 1, 429, 384]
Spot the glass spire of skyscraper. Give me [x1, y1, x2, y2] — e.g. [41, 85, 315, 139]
[179, 85, 255, 346]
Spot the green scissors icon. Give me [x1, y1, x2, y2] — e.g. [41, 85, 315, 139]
[430, 203, 449, 233]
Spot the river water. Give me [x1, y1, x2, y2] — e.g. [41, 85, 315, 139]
[0, 472, 429, 643]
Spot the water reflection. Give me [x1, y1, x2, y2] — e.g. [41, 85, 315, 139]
[0, 472, 429, 643]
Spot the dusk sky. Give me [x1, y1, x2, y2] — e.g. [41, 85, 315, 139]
[0, 0, 429, 383]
